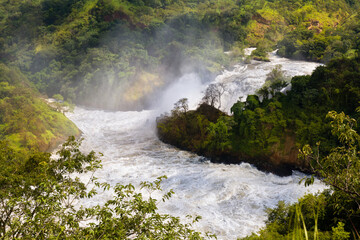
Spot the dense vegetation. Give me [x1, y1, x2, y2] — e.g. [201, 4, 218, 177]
[0, 137, 212, 239]
[1, 0, 360, 110]
[2, 0, 360, 238]
[157, 54, 360, 237]
[1, 0, 360, 147]
[277, 6, 360, 62]
[230, 56, 360, 166]
[158, 55, 360, 171]
[241, 109, 360, 239]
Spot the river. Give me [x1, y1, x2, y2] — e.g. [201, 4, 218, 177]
[66, 52, 325, 239]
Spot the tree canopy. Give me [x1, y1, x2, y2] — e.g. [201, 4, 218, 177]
[0, 137, 213, 239]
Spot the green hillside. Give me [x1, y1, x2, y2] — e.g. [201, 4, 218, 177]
[0, 63, 80, 152]
[1, 0, 359, 110]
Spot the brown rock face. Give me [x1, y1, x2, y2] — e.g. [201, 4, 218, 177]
[268, 134, 310, 173]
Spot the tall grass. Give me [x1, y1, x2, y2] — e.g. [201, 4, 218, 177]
[290, 202, 318, 240]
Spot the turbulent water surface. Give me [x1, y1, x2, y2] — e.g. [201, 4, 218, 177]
[67, 53, 325, 239]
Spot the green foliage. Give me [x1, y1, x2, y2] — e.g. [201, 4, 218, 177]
[245, 109, 360, 240]
[251, 45, 270, 62]
[0, 63, 80, 152]
[159, 51, 360, 177]
[2, 1, 360, 237]
[41, 0, 78, 25]
[52, 93, 64, 101]
[265, 65, 288, 84]
[277, 10, 360, 62]
[171, 97, 189, 116]
[1, 0, 248, 109]
[257, 65, 290, 100]
[0, 137, 213, 239]
[240, 189, 356, 240]
[241, 192, 331, 240]
[1, 0, 358, 110]
[301, 111, 360, 223]
[230, 100, 245, 123]
[230, 56, 360, 171]
[332, 222, 350, 240]
[230, 94, 288, 158]
[206, 116, 232, 152]
[157, 102, 228, 156]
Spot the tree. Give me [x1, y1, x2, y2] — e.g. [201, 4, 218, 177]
[206, 117, 232, 152]
[52, 93, 64, 102]
[269, 80, 288, 96]
[256, 86, 270, 101]
[171, 98, 189, 116]
[0, 137, 213, 239]
[202, 83, 228, 109]
[251, 45, 269, 61]
[0, 136, 102, 239]
[245, 95, 260, 111]
[261, 65, 289, 98]
[230, 98, 246, 123]
[300, 110, 360, 236]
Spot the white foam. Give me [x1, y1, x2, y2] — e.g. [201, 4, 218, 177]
[66, 54, 325, 239]
[67, 110, 325, 239]
[214, 50, 322, 113]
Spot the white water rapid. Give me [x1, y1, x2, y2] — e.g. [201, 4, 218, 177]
[66, 52, 325, 239]
[217, 50, 322, 112]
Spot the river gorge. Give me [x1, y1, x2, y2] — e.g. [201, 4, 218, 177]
[66, 52, 326, 239]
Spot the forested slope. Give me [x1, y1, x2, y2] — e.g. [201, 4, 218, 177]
[0, 0, 354, 150]
[1, 0, 359, 110]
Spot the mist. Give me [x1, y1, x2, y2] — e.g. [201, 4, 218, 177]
[7, 1, 239, 113]
[150, 73, 207, 114]
[64, 14, 229, 111]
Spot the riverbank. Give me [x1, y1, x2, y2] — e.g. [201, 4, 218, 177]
[156, 56, 360, 178]
[156, 103, 308, 177]
[66, 106, 326, 239]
